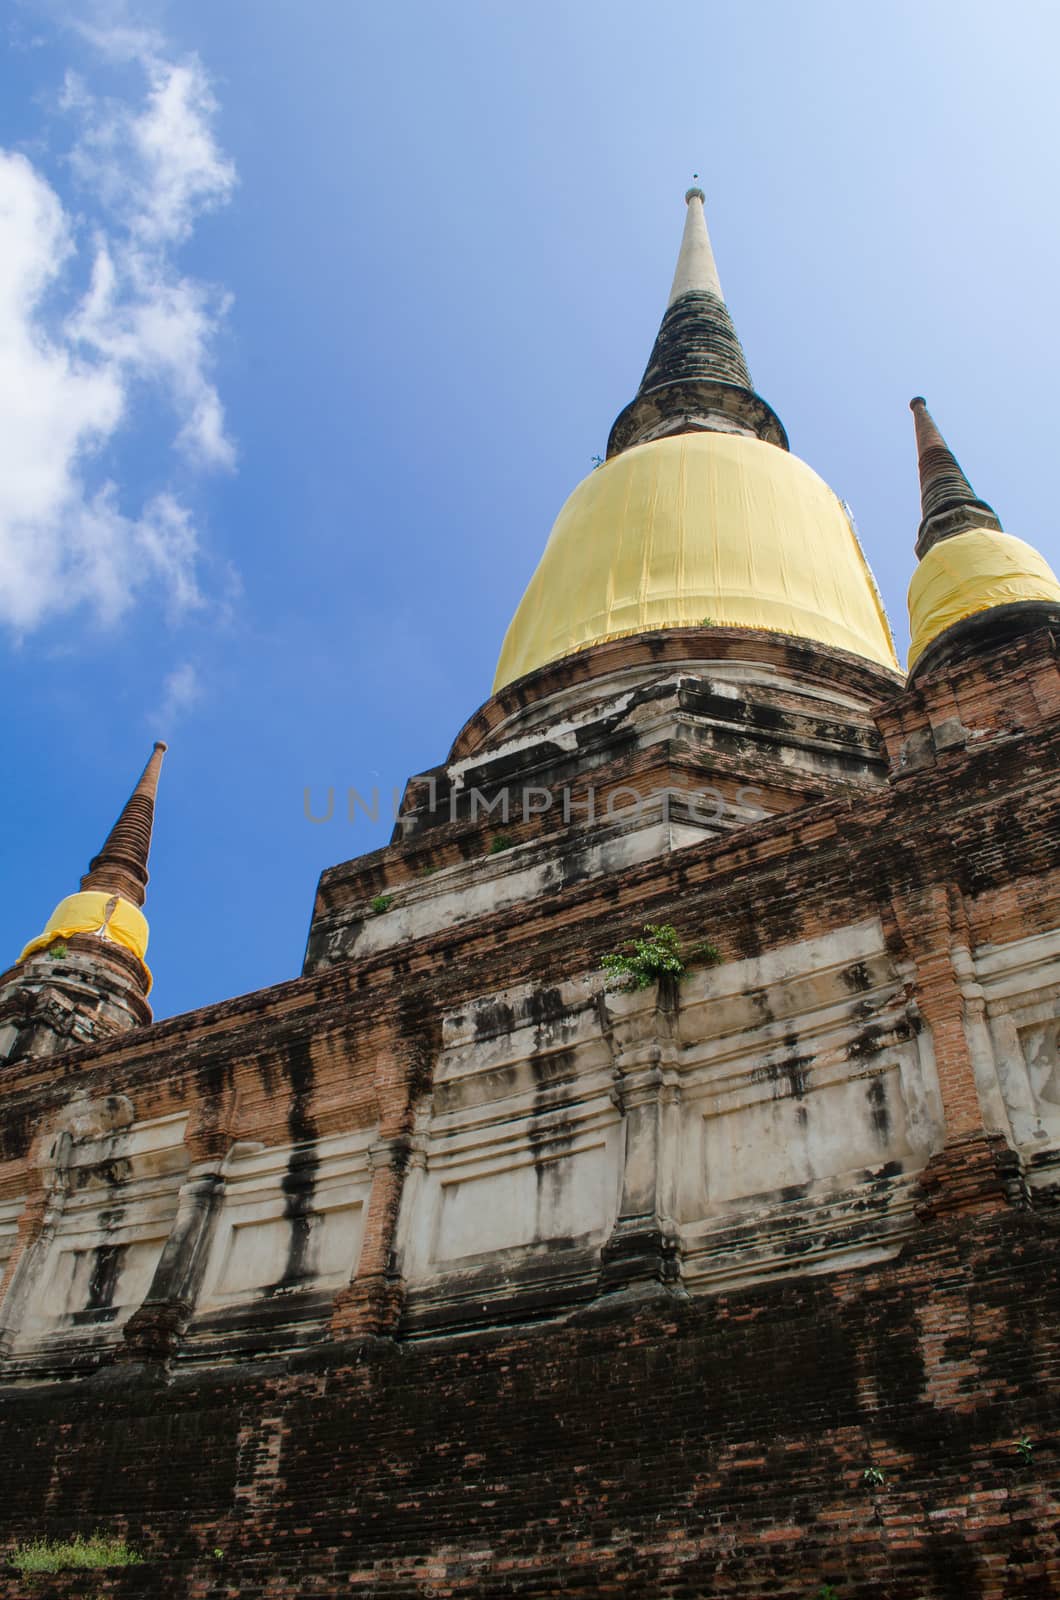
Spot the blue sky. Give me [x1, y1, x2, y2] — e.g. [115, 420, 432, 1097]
[3, 0, 1059, 1022]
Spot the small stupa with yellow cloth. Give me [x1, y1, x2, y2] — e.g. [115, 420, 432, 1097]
[0, 743, 167, 1062]
[905, 397, 1060, 675]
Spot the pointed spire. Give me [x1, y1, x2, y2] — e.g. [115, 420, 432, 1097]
[80, 742, 167, 908]
[910, 397, 1003, 558]
[639, 187, 751, 397]
[607, 187, 786, 459]
[667, 186, 724, 304]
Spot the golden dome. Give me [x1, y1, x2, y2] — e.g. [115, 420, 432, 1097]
[18, 891, 153, 991]
[494, 433, 898, 690]
[908, 528, 1060, 669]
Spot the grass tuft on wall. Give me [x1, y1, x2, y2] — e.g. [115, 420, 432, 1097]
[10, 1533, 143, 1572]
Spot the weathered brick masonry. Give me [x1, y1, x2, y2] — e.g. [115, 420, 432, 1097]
[0, 626, 1058, 1597]
[2, 188, 1060, 1597]
[0, 1208, 1057, 1598]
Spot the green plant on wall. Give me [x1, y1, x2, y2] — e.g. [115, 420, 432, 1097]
[600, 923, 720, 992]
[10, 1534, 143, 1573]
[368, 894, 393, 915]
[46, 942, 68, 961]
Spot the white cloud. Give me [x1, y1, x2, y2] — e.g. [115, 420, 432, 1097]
[152, 659, 202, 732]
[0, 28, 235, 635]
[69, 234, 235, 469]
[64, 32, 237, 244]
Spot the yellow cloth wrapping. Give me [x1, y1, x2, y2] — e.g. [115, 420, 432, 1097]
[17, 891, 152, 992]
[908, 529, 1060, 668]
[493, 433, 899, 690]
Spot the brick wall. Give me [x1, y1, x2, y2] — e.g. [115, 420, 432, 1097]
[1, 631, 1058, 1594]
[0, 1205, 1057, 1599]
